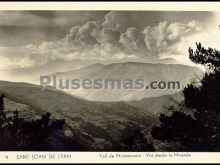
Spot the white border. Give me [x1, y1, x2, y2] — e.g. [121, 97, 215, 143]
[0, 152, 220, 164]
[0, 152, 220, 163]
[0, 2, 220, 164]
[0, 2, 220, 11]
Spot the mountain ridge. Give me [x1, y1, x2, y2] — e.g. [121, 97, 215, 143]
[46, 62, 203, 101]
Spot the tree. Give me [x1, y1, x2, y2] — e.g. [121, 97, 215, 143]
[115, 127, 155, 151]
[0, 94, 6, 128]
[0, 93, 66, 150]
[152, 43, 220, 151]
[189, 42, 220, 71]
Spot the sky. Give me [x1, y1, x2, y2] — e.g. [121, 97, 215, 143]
[0, 11, 219, 69]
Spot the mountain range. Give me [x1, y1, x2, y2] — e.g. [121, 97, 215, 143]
[0, 59, 96, 83]
[0, 59, 202, 149]
[0, 58, 182, 83]
[45, 62, 202, 101]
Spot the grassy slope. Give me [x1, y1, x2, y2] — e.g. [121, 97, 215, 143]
[0, 80, 158, 150]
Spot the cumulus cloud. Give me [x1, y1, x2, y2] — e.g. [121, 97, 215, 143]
[101, 28, 121, 44]
[102, 11, 120, 29]
[119, 27, 146, 54]
[142, 20, 201, 56]
[64, 21, 100, 46]
[0, 11, 205, 68]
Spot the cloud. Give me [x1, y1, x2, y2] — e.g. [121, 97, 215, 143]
[119, 27, 146, 54]
[101, 28, 121, 44]
[0, 11, 205, 68]
[142, 20, 201, 56]
[102, 11, 120, 29]
[64, 21, 100, 46]
[0, 11, 53, 27]
[0, 11, 107, 28]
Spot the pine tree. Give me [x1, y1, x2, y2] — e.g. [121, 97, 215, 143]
[0, 94, 6, 128]
[0, 93, 66, 150]
[116, 128, 155, 151]
[151, 43, 220, 151]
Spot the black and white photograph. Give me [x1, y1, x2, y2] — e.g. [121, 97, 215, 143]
[0, 2, 220, 163]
